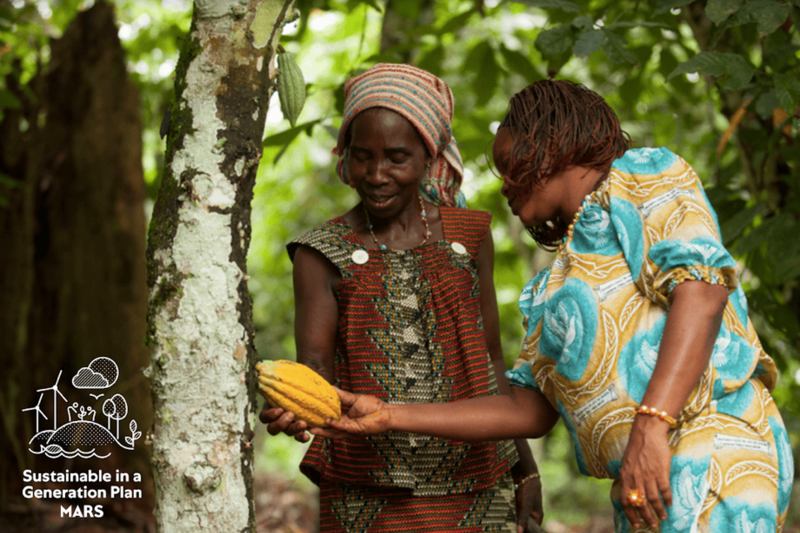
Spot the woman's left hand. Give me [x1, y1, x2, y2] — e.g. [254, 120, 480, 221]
[619, 416, 673, 530]
[514, 475, 544, 532]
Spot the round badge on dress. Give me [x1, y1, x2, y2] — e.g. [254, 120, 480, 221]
[352, 250, 369, 264]
[451, 242, 467, 255]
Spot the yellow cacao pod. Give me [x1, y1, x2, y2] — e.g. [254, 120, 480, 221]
[276, 52, 306, 127]
[256, 360, 340, 428]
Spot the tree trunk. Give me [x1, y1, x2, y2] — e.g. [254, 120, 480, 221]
[0, 0, 151, 512]
[144, 1, 295, 531]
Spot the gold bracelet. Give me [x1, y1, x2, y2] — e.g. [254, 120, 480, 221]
[513, 472, 540, 490]
[635, 404, 677, 427]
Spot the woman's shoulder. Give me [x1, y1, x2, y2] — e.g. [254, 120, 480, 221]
[439, 206, 492, 254]
[439, 205, 492, 227]
[605, 147, 701, 204]
[287, 216, 357, 263]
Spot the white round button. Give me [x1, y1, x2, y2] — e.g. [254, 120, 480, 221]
[451, 242, 467, 255]
[352, 250, 369, 264]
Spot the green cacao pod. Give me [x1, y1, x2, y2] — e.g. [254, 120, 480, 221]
[277, 52, 306, 127]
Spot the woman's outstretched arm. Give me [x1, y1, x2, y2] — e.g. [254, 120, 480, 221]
[311, 384, 560, 442]
[259, 245, 340, 442]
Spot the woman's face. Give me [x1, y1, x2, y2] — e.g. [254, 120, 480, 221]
[493, 127, 565, 227]
[347, 108, 431, 220]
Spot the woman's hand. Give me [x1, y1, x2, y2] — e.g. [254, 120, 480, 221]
[310, 387, 393, 439]
[514, 474, 544, 532]
[618, 416, 673, 529]
[259, 405, 312, 443]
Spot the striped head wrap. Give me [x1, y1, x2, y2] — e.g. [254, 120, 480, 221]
[335, 63, 466, 208]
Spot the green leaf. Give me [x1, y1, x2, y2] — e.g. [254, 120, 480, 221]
[535, 24, 575, 59]
[475, 45, 500, 106]
[668, 51, 755, 91]
[764, 44, 800, 67]
[499, 46, 542, 82]
[573, 29, 605, 57]
[737, 0, 791, 35]
[0, 5, 14, 22]
[653, 0, 693, 15]
[262, 119, 322, 164]
[571, 15, 593, 29]
[774, 71, 800, 115]
[706, 0, 744, 25]
[464, 42, 492, 74]
[658, 47, 680, 79]
[745, 0, 792, 35]
[734, 214, 791, 255]
[417, 45, 445, 76]
[439, 9, 476, 35]
[0, 172, 21, 188]
[391, 0, 422, 20]
[0, 89, 21, 110]
[619, 77, 642, 106]
[361, 0, 383, 12]
[512, 0, 581, 13]
[721, 203, 766, 245]
[755, 89, 779, 119]
[602, 30, 637, 64]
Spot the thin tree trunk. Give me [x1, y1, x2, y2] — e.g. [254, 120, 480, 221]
[144, 1, 295, 531]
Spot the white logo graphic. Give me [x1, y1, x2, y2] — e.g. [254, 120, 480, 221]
[72, 357, 119, 389]
[22, 358, 141, 459]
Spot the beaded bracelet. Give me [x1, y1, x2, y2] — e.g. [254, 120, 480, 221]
[514, 472, 540, 491]
[635, 405, 677, 427]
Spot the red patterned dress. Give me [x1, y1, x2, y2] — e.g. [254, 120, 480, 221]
[288, 206, 518, 532]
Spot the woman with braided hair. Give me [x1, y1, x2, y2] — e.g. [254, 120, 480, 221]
[260, 63, 543, 533]
[313, 79, 795, 533]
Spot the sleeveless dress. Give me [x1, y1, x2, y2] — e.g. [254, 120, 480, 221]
[506, 148, 794, 533]
[288, 206, 519, 533]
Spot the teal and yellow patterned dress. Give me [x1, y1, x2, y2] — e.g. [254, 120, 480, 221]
[506, 148, 794, 532]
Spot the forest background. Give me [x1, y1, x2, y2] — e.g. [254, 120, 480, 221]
[1, 0, 799, 531]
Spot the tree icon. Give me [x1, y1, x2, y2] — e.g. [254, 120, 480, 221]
[102, 394, 128, 439]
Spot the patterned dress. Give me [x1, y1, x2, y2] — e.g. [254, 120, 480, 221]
[289, 206, 519, 533]
[506, 148, 794, 533]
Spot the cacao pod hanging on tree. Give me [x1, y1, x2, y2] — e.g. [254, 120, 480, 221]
[277, 51, 306, 127]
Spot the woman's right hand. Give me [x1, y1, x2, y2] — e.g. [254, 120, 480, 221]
[310, 387, 392, 439]
[259, 405, 312, 443]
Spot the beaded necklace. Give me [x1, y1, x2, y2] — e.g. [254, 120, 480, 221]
[364, 193, 431, 251]
[556, 172, 609, 256]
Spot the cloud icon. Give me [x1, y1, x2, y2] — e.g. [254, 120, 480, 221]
[72, 357, 119, 389]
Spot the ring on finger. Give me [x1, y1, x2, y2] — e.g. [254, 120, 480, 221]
[628, 488, 646, 507]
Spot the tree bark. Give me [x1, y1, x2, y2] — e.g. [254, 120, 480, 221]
[0, 0, 151, 511]
[144, 1, 295, 531]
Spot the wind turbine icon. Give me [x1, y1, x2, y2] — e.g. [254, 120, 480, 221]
[37, 370, 67, 430]
[22, 394, 48, 434]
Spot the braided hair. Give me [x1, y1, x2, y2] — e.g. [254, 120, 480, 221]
[499, 80, 632, 249]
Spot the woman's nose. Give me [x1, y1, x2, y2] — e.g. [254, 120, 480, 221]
[500, 178, 512, 197]
[365, 160, 391, 185]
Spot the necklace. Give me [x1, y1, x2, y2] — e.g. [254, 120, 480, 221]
[364, 193, 431, 251]
[557, 172, 609, 255]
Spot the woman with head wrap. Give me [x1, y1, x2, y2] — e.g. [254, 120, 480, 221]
[313, 80, 794, 533]
[260, 64, 544, 533]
